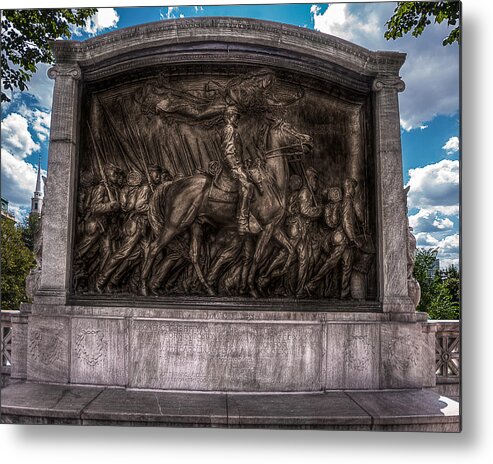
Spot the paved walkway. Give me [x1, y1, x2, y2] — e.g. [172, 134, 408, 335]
[0, 382, 460, 431]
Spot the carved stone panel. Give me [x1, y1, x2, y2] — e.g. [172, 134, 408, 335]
[27, 316, 69, 383]
[129, 319, 322, 391]
[325, 323, 380, 389]
[71, 317, 127, 386]
[380, 323, 434, 388]
[72, 65, 377, 302]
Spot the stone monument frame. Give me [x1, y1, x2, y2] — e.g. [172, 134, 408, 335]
[15, 18, 435, 392]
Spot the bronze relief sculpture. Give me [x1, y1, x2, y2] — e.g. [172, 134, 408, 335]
[73, 68, 375, 300]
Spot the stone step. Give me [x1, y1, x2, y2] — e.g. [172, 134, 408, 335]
[0, 382, 460, 431]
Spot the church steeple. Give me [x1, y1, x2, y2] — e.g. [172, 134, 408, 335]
[30, 156, 43, 216]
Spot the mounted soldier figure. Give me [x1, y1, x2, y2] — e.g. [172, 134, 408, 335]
[221, 105, 262, 235]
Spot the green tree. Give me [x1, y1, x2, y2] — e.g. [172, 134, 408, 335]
[413, 248, 460, 320]
[1, 219, 36, 310]
[385, 1, 461, 46]
[21, 214, 40, 252]
[441, 264, 460, 304]
[1, 8, 97, 102]
[413, 247, 439, 313]
[426, 278, 460, 320]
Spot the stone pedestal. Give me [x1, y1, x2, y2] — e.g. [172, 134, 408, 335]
[21, 303, 434, 392]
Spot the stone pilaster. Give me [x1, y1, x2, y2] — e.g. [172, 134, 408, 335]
[10, 305, 31, 380]
[372, 76, 414, 315]
[35, 64, 81, 305]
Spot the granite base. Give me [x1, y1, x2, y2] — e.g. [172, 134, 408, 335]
[0, 382, 460, 431]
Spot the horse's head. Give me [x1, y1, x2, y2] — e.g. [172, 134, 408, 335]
[264, 118, 313, 160]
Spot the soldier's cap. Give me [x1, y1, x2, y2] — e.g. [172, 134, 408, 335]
[327, 187, 342, 201]
[306, 167, 318, 178]
[289, 174, 302, 189]
[148, 164, 163, 173]
[344, 177, 358, 188]
[80, 171, 96, 187]
[127, 171, 143, 186]
[104, 163, 122, 175]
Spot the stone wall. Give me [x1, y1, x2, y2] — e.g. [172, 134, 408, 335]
[22, 305, 434, 391]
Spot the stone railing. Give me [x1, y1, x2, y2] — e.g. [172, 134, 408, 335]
[1, 310, 15, 375]
[429, 320, 460, 399]
[431, 320, 460, 383]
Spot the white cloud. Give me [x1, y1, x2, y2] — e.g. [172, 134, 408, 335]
[406, 159, 459, 211]
[433, 217, 454, 230]
[398, 44, 459, 130]
[161, 7, 178, 19]
[32, 111, 51, 142]
[18, 106, 51, 143]
[311, 4, 380, 43]
[409, 208, 454, 233]
[435, 233, 460, 269]
[86, 8, 119, 35]
[1, 113, 40, 159]
[1, 149, 46, 207]
[406, 159, 459, 267]
[442, 136, 460, 154]
[310, 3, 459, 130]
[439, 233, 460, 254]
[72, 8, 120, 36]
[415, 232, 440, 248]
[6, 203, 30, 224]
[23, 63, 55, 110]
[420, 125, 428, 130]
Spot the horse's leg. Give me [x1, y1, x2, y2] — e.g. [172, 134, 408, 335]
[189, 222, 215, 296]
[248, 223, 275, 298]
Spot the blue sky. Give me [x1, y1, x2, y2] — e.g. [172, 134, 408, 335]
[1, 2, 460, 267]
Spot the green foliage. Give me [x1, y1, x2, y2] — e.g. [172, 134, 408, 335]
[385, 1, 461, 46]
[1, 219, 36, 310]
[20, 214, 40, 252]
[1, 8, 97, 102]
[413, 248, 460, 320]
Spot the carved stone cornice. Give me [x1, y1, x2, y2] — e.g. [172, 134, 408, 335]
[372, 76, 405, 93]
[47, 64, 82, 81]
[49, 17, 406, 80]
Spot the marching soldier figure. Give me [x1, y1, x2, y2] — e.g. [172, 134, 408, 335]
[295, 167, 323, 297]
[95, 170, 152, 293]
[76, 163, 122, 284]
[306, 178, 368, 299]
[305, 186, 347, 296]
[148, 164, 163, 187]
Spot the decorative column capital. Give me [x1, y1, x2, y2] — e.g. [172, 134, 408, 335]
[372, 76, 405, 93]
[47, 64, 82, 81]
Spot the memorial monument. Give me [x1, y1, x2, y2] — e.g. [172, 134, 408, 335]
[6, 18, 450, 427]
